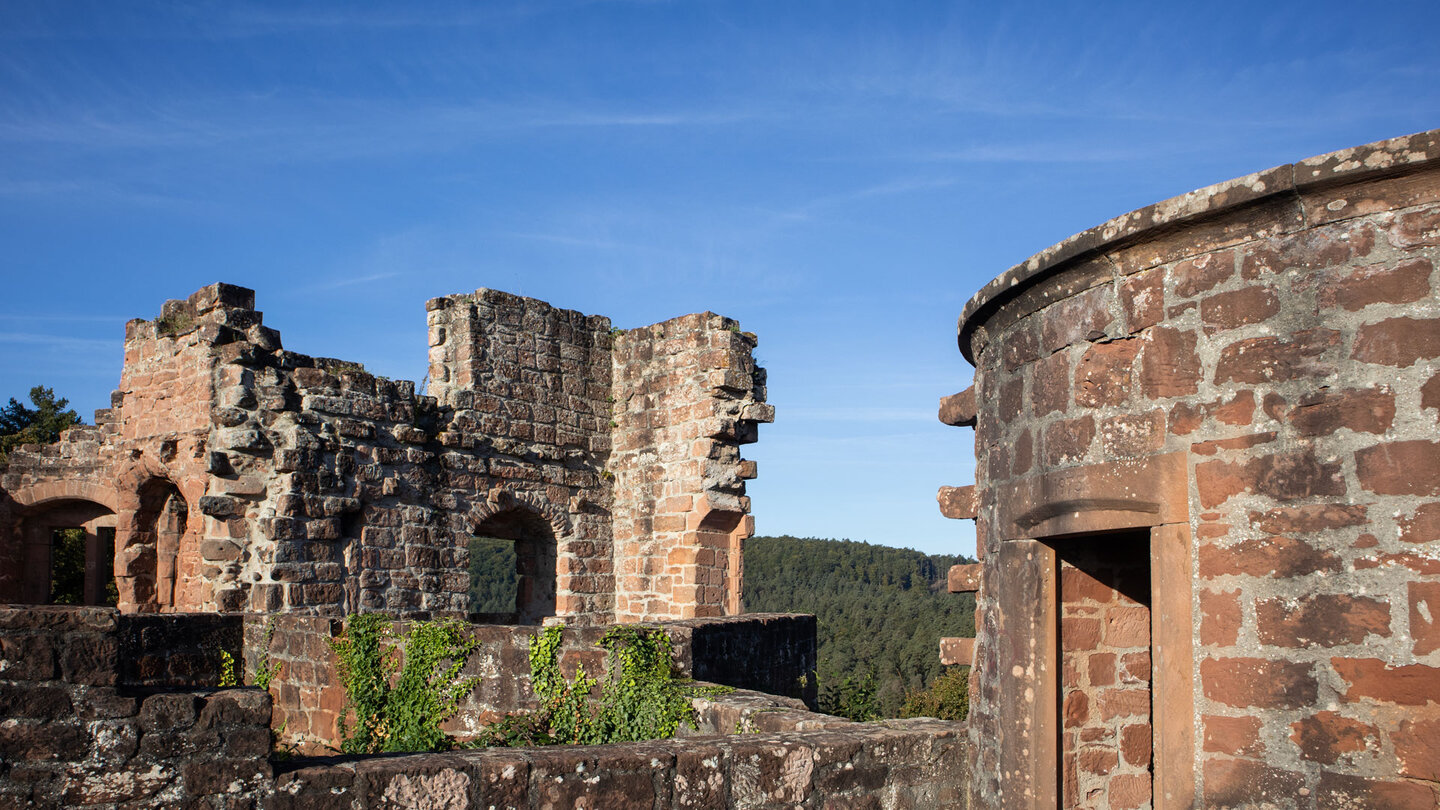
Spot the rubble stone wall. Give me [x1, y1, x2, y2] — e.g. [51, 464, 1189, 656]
[948, 129, 1440, 808]
[269, 717, 967, 810]
[247, 612, 816, 755]
[1, 286, 770, 627]
[0, 606, 272, 809]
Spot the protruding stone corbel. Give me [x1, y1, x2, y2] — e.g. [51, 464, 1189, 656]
[937, 485, 978, 520]
[938, 386, 976, 427]
[947, 563, 981, 594]
[939, 637, 975, 667]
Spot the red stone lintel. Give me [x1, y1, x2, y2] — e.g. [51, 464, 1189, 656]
[939, 636, 975, 667]
[938, 386, 977, 427]
[948, 563, 982, 593]
[937, 485, 978, 520]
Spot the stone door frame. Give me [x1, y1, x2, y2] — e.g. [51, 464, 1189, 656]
[994, 452, 1195, 809]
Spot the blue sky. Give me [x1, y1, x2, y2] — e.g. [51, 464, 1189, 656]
[3, 1, 1437, 557]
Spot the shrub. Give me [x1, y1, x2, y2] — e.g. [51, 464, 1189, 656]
[899, 666, 969, 721]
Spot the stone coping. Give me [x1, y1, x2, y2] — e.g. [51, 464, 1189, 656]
[956, 127, 1440, 363]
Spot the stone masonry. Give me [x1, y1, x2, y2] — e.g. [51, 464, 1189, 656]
[0, 286, 771, 626]
[941, 129, 1440, 808]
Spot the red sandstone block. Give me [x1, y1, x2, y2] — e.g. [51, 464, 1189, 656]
[1173, 251, 1235, 298]
[998, 378, 1024, 422]
[1353, 317, 1440, 367]
[1394, 716, 1440, 782]
[1332, 658, 1440, 706]
[939, 637, 974, 667]
[1087, 653, 1116, 687]
[1120, 651, 1150, 684]
[1199, 589, 1242, 647]
[938, 386, 977, 427]
[1002, 324, 1040, 371]
[1168, 401, 1204, 435]
[1104, 606, 1150, 649]
[1398, 502, 1440, 544]
[1197, 535, 1342, 579]
[1202, 715, 1263, 757]
[1250, 503, 1368, 534]
[1255, 593, 1391, 649]
[1120, 723, 1151, 768]
[1201, 286, 1280, 332]
[1062, 617, 1101, 651]
[1060, 564, 1115, 604]
[1289, 710, 1377, 765]
[1190, 431, 1277, 456]
[1215, 328, 1340, 384]
[1074, 339, 1139, 408]
[936, 486, 978, 520]
[1099, 410, 1165, 458]
[1043, 415, 1095, 467]
[1316, 772, 1439, 810]
[1423, 371, 1440, 415]
[1063, 690, 1089, 728]
[1077, 745, 1117, 775]
[1411, 582, 1440, 656]
[1031, 351, 1071, 417]
[1098, 687, 1150, 721]
[1289, 386, 1395, 436]
[1322, 257, 1432, 311]
[1200, 657, 1317, 709]
[1202, 758, 1304, 807]
[1139, 326, 1200, 398]
[1041, 284, 1116, 353]
[1356, 440, 1440, 496]
[1109, 773, 1151, 809]
[1120, 268, 1165, 333]
[947, 563, 982, 594]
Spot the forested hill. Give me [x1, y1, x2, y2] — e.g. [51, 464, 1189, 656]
[743, 535, 976, 719]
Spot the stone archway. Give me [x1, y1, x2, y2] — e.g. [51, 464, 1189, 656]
[468, 501, 560, 625]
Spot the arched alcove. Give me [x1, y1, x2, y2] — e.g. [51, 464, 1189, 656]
[134, 478, 189, 611]
[469, 506, 557, 625]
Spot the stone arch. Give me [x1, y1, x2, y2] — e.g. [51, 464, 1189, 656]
[466, 495, 562, 625]
[3, 497, 117, 605]
[8, 480, 119, 512]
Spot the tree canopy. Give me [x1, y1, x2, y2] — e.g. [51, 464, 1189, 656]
[0, 386, 83, 462]
[743, 535, 976, 719]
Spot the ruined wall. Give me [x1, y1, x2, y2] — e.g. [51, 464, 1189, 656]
[248, 612, 815, 754]
[1, 284, 768, 627]
[944, 129, 1440, 808]
[0, 607, 272, 808]
[611, 315, 771, 621]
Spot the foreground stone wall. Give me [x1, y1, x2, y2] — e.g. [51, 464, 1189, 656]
[0, 285, 770, 626]
[943, 129, 1440, 807]
[270, 717, 967, 810]
[0, 607, 272, 809]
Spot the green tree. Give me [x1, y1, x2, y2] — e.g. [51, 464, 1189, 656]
[0, 386, 82, 462]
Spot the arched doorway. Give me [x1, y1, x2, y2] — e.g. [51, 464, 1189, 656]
[469, 506, 557, 625]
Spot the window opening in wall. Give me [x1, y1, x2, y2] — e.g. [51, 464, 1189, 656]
[469, 507, 556, 625]
[49, 528, 86, 604]
[96, 526, 118, 606]
[468, 536, 519, 620]
[1047, 530, 1153, 810]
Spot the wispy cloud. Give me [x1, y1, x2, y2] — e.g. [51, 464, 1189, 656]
[292, 272, 401, 294]
[0, 332, 120, 352]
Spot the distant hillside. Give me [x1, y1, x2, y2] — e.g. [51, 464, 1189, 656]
[743, 535, 976, 719]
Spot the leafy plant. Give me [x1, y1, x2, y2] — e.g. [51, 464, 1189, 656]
[218, 650, 239, 687]
[821, 669, 881, 722]
[331, 613, 480, 754]
[900, 666, 969, 721]
[252, 616, 285, 690]
[474, 624, 723, 748]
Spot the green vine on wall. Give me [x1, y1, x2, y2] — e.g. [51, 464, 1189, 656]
[330, 613, 480, 754]
[473, 624, 728, 748]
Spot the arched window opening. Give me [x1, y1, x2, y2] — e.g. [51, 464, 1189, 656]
[469, 507, 556, 625]
[136, 479, 188, 611]
[14, 499, 117, 606]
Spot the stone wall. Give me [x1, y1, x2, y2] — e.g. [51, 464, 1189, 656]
[0, 285, 770, 627]
[943, 129, 1440, 808]
[0, 607, 272, 809]
[269, 717, 967, 810]
[248, 612, 815, 755]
